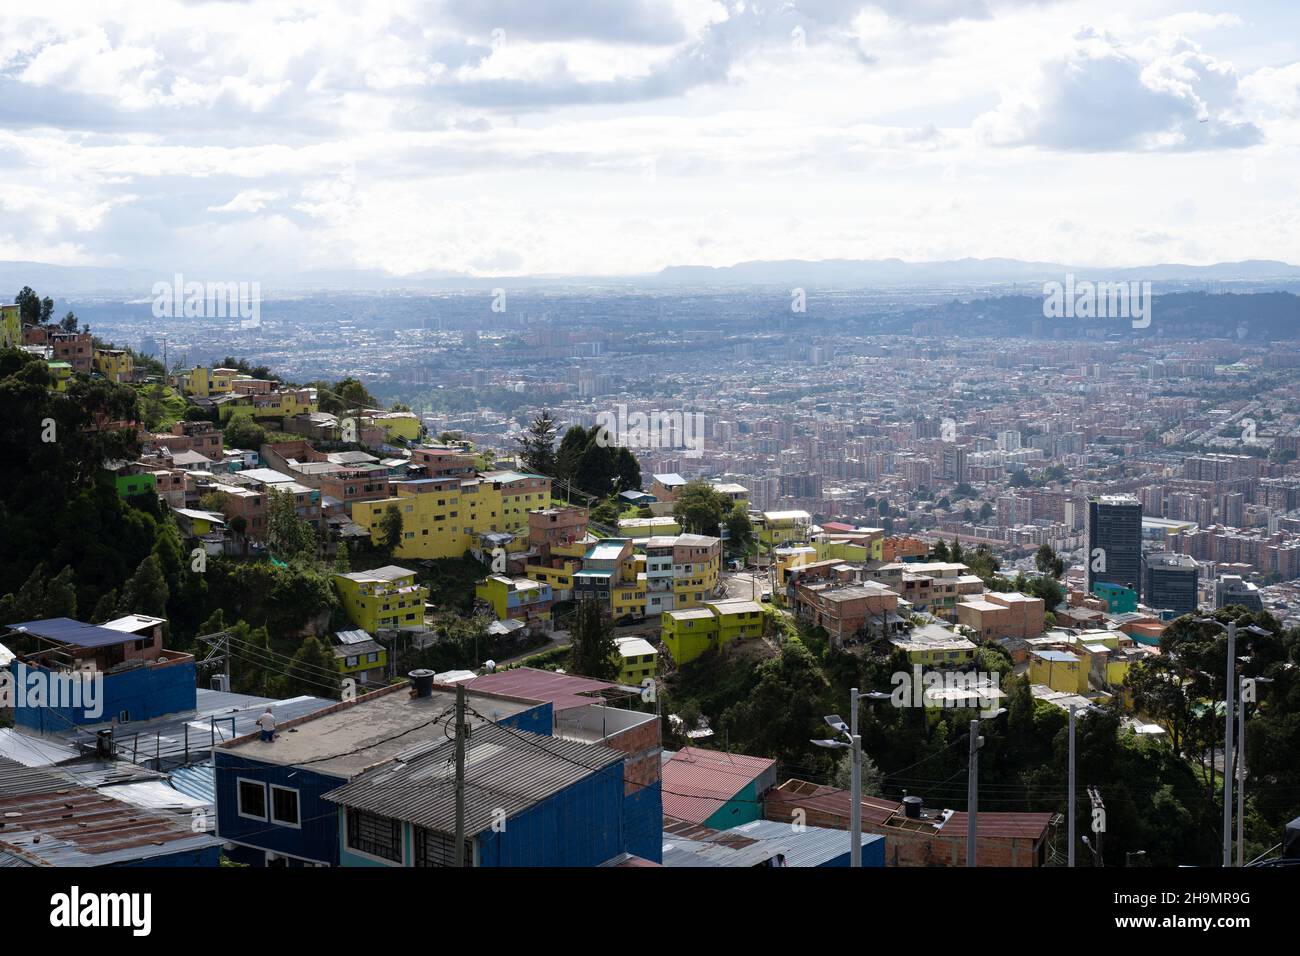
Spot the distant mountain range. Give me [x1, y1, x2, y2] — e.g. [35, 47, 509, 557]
[2, 256, 1298, 295]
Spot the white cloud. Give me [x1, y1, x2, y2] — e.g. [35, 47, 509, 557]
[976, 29, 1262, 151]
[0, 0, 1297, 276]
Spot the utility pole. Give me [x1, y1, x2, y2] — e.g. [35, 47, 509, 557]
[850, 688, 861, 869]
[1087, 787, 1105, 867]
[453, 683, 467, 867]
[1068, 704, 1076, 867]
[1236, 683, 1246, 867]
[967, 718, 979, 867]
[1223, 620, 1236, 868]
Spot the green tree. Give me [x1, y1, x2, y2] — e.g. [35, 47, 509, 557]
[266, 488, 318, 562]
[119, 553, 169, 617]
[724, 502, 754, 552]
[285, 636, 342, 698]
[379, 503, 404, 554]
[223, 416, 266, 452]
[673, 479, 727, 535]
[515, 409, 559, 476]
[567, 598, 619, 679]
[1035, 543, 1064, 578]
[14, 286, 41, 326]
[555, 426, 590, 482]
[333, 541, 351, 573]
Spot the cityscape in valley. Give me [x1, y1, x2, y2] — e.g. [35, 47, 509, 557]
[2, 2, 1300, 914]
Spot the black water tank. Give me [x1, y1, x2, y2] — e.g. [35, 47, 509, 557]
[408, 669, 436, 698]
[903, 795, 923, 819]
[95, 729, 114, 759]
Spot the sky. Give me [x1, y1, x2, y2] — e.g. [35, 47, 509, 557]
[2, 0, 1300, 279]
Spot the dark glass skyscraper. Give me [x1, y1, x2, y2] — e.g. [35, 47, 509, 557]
[1144, 552, 1198, 617]
[1088, 495, 1143, 602]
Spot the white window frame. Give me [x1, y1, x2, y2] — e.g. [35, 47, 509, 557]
[237, 777, 268, 822]
[269, 784, 302, 829]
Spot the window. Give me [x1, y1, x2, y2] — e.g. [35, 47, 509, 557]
[347, 808, 402, 862]
[238, 779, 267, 820]
[414, 826, 470, 867]
[270, 785, 301, 827]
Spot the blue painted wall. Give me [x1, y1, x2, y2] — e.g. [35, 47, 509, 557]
[820, 834, 886, 867]
[497, 701, 552, 737]
[624, 780, 663, 863]
[12, 659, 197, 731]
[475, 759, 627, 867]
[118, 845, 222, 867]
[213, 751, 345, 865]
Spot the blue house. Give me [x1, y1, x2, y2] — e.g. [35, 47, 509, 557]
[465, 667, 664, 863]
[324, 721, 629, 867]
[7, 616, 196, 731]
[212, 680, 552, 866]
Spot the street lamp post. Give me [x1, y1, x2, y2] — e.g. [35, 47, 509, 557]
[967, 707, 1007, 868]
[812, 687, 889, 868]
[1237, 675, 1273, 867]
[1068, 703, 1077, 868]
[1196, 617, 1270, 866]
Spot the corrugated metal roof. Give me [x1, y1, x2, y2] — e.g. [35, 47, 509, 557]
[48, 691, 335, 770]
[765, 779, 1054, 840]
[0, 728, 80, 767]
[0, 756, 222, 866]
[323, 722, 622, 837]
[168, 762, 215, 805]
[335, 629, 373, 646]
[660, 747, 778, 825]
[98, 780, 209, 814]
[727, 818, 883, 867]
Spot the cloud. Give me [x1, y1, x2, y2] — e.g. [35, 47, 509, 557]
[208, 190, 284, 214]
[976, 30, 1263, 151]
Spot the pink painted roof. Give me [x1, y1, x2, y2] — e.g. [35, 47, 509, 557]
[660, 747, 777, 824]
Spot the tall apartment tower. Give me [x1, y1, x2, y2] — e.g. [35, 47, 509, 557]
[1088, 494, 1144, 601]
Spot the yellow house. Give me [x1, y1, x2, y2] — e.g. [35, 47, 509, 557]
[475, 574, 553, 625]
[0, 304, 20, 349]
[363, 411, 421, 444]
[660, 598, 764, 666]
[333, 629, 388, 685]
[1029, 650, 1089, 695]
[760, 510, 812, 548]
[613, 635, 657, 685]
[617, 516, 681, 538]
[178, 366, 239, 398]
[889, 622, 979, 666]
[813, 536, 883, 563]
[774, 546, 818, 585]
[46, 360, 73, 392]
[660, 608, 718, 665]
[611, 574, 648, 618]
[353, 471, 552, 561]
[220, 386, 318, 423]
[523, 559, 582, 600]
[334, 565, 429, 633]
[94, 348, 134, 383]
